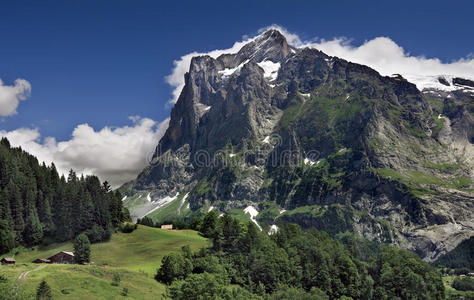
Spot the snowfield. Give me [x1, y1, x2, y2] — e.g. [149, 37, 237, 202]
[244, 206, 262, 231]
[257, 60, 280, 81]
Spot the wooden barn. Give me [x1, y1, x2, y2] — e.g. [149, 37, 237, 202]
[161, 224, 173, 230]
[48, 251, 74, 264]
[33, 258, 51, 264]
[1, 258, 15, 266]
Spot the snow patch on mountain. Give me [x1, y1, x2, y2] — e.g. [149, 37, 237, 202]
[268, 224, 279, 235]
[141, 193, 179, 218]
[244, 206, 262, 231]
[177, 193, 189, 215]
[257, 60, 280, 81]
[219, 59, 249, 79]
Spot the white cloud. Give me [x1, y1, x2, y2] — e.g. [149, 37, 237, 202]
[0, 116, 169, 188]
[0, 78, 31, 117]
[165, 24, 474, 101]
[302, 36, 474, 89]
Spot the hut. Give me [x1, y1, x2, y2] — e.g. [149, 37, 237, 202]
[33, 258, 51, 264]
[48, 251, 74, 264]
[1, 258, 16, 266]
[161, 224, 173, 230]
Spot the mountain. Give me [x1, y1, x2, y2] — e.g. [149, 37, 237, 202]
[122, 29, 474, 261]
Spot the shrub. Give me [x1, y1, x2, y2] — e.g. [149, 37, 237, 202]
[120, 222, 137, 233]
[452, 277, 474, 291]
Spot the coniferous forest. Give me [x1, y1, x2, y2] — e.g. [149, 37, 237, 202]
[0, 138, 128, 254]
[155, 211, 446, 300]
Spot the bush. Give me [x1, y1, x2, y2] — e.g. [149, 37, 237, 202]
[120, 222, 137, 233]
[111, 273, 121, 286]
[452, 277, 474, 291]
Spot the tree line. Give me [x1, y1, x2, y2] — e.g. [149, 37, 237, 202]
[155, 211, 445, 300]
[0, 138, 129, 254]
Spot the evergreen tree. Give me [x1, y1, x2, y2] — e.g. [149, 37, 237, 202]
[200, 211, 218, 238]
[23, 206, 43, 246]
[0, 219, 15, 253]
[73, 233, 91, 264]
[36, 279, 52, 300]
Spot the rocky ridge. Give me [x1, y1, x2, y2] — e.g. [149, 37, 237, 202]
[123, 30, 474, 261]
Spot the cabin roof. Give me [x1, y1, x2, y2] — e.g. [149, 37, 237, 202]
[1, 257, 15, 262]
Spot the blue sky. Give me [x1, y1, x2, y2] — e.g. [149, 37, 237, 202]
[1, 0, 473, 186]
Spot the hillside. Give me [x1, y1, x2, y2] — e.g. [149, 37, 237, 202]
[0, 226, 208, 299]
[122, 29, 474, 261]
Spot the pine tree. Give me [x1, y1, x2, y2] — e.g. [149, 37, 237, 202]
[0, 219, 15, 254]
[36, 279, 52, 300]
[73, 233, 91, 264]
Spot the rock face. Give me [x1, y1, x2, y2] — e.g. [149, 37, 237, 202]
[125, 30, 474, 261]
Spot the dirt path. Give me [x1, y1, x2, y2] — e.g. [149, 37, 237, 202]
[18, 264, 48, 281]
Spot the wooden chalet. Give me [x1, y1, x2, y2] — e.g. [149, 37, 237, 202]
[48, 251, 74, 264]
[1, 258, 15, 266]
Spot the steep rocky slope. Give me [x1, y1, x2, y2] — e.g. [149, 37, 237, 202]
[123, 30, 474, 261]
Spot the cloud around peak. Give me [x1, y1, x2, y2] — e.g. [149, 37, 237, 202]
[0, 78, 31, 117]
[165, 24, 474, 100]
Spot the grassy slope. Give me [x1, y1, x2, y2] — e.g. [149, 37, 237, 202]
[442, 276, 474, 298]
[0, 226, 208, 299]
[147, 193, 192, 222]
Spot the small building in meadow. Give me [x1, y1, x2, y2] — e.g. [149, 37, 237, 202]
[161, 224, 173, 230]
[33, 258, 51, 264]
[48, 251, 74, 264]
[1, 258, 16, 266]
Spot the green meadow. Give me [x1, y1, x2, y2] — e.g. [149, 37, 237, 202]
[0, 225, 209, 299]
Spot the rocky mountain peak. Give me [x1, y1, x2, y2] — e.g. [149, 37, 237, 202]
[127, 30, 474, 261]
[216, 29, 292, 69]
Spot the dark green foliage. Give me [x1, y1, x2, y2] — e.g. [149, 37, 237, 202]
[119, 222, 137, 233]
[167, 272, 261, 300]
[136, 216, 154, 227]
[36, 279, 52, 300]
[0, 138, 126, 254]
[121, 287, 128, 297]
[155, 251, 193, 284]
[111, 273, 121, 286]
[452, 277, 474, 291]
[200, 210, 219, 238]
[270, 286, 329, 300]
[0, 220, 15, 253]
[436, 237, 474, 270]
[73, 233, 91, 264]
[370, 246, 445, 299]
[156, 215, 443, 299]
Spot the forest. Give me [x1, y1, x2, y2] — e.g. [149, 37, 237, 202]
[155, 211, 446, 300]
[0, 138, 128, 254]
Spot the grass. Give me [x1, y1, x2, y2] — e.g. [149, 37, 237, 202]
[228, 208, 252, 223]
[1, 264, 163, 299]
[372, 168, 473, 195]
[442, 276, 474, 299]
[1, 225, 209, 299]
[147, 193, 191, 222]
[422, 162, 460, 173]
